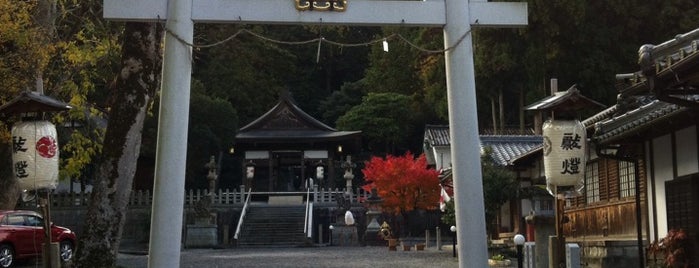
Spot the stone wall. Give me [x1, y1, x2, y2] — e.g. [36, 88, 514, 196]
[575, 240, 643, 268]
[48, 206, 243, 247]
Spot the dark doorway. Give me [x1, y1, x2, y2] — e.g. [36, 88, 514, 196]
[272, 151, 304, 192]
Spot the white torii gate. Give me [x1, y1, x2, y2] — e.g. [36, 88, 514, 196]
[104, 0, 526, 267]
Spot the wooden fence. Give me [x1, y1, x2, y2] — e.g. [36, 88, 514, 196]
[48, 187, 370, 208]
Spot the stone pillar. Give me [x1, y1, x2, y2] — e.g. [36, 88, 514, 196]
[525, 214, 555, 268]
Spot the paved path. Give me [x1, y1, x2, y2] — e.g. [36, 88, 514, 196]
[116, 246, 462, 268]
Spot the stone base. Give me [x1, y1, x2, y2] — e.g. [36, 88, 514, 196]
[363, 227, 385, 246]
[331, 225, 359, 246]
[268, 195, 303, 205]
[185, 224, 218, 248]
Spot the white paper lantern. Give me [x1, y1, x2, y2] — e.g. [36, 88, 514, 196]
[11, 121, 59, 191]
[543, 120, 586, 187]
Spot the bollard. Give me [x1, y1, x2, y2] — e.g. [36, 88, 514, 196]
[425, 229, 430, 248]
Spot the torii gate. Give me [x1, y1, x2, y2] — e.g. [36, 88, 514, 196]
[104, 0, 527, 267]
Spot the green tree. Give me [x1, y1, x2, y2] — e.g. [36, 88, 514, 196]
[318, 79, 366, 125]
[336, 92, 413, 154]
[360, 27, 447, 152]
[53, 0, 119, 189]
[364, 27, 422, 95]
[480, 147, 518, 237]
[440, 148, 517, 238]
[0, 0, 37, 209]
[185, 81, 238, 188]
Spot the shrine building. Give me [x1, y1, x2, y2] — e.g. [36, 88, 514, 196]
[234, 91, 362, 198]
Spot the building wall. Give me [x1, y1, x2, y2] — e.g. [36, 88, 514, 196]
[675, 126, 698, 177]
[646, 126, 699, 241]
[431, 146, 452, 171]
[649, 133, 675, 240]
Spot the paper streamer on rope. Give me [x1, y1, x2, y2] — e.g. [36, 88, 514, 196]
[11, 121, 59, 191]
[543, 119, 586, 187]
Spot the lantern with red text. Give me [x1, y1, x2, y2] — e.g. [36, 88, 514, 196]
[11, 121, 59, 191]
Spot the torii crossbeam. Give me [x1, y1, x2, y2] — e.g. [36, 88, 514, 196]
[104, 0, 527, 267]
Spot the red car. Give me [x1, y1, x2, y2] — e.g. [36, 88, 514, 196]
[0, 210, 76, 268]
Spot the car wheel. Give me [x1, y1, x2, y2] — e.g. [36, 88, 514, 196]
[0, 244, 14, 268]
[59, 241, 74, 263]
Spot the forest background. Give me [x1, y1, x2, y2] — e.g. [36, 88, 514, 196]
[1, 0, 698, 194]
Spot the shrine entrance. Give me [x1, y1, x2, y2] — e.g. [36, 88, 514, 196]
[270, 151, 304, 192]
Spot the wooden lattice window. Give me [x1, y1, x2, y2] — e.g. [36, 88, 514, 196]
[619, 160, 636, 198]
[586, 161, 600, 204]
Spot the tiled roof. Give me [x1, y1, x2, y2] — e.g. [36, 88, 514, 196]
[619, 28, 699, 96]
[480, 135, 543, 166]
[423, 125, 543, 166]
[424, 125, 450, 146]
[524, 85, 605, 112]
[237, 90, 361, 141]
[479, 128, 536, 135]
[592, 97, 697, 144]
[594, 27, 699, 143]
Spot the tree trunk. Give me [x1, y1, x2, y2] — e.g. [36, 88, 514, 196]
[0, 139, 18, 210]
[498, 88, 504, 133]
[75, 22, 162, 268]
[34, 0, 57, 94]
[519, 89, 525, 134]
[490, 97, 497, 134]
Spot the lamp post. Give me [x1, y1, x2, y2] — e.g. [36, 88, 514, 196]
[514, 234, 525, 268]
[0, 90, 72, 268]
[450, 225, 457, 258]
[329, 225, 334, 246]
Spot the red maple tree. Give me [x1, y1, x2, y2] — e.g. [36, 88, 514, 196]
[361, 152, 440, 215]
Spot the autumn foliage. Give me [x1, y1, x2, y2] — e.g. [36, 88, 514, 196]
[361, 152, 440, 215]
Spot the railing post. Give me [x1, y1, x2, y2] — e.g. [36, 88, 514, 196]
[313, 185, 318, 203]
[240, 185, 246, 203]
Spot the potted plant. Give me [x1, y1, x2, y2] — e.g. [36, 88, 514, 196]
[488, 254, 512, 267]
[648, 229, 693, 268]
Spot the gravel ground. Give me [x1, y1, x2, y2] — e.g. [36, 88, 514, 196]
[116, 246, 462, 268]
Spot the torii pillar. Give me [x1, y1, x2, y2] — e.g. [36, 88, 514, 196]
[104, 0, 526, 267]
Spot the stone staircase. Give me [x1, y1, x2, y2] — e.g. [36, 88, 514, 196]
[236, 205, 308, 247]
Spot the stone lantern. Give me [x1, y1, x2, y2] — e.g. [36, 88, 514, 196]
[364, 188, 384, 246]
[340, 155, 355, 195]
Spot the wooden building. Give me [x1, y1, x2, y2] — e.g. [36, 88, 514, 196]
[590, 27, 699, 267]
[511, 28, 699, 268]
[234, 91, 362, 196]
[423, 125, 543, 240]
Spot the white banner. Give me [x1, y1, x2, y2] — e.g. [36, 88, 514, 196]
[543, 120, 586, 187]
[11, 121, 59, 191]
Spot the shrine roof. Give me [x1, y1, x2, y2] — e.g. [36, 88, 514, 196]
[236, 91, 361, 142]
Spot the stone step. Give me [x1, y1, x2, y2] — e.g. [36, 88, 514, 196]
[237, 205, 309, 247]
